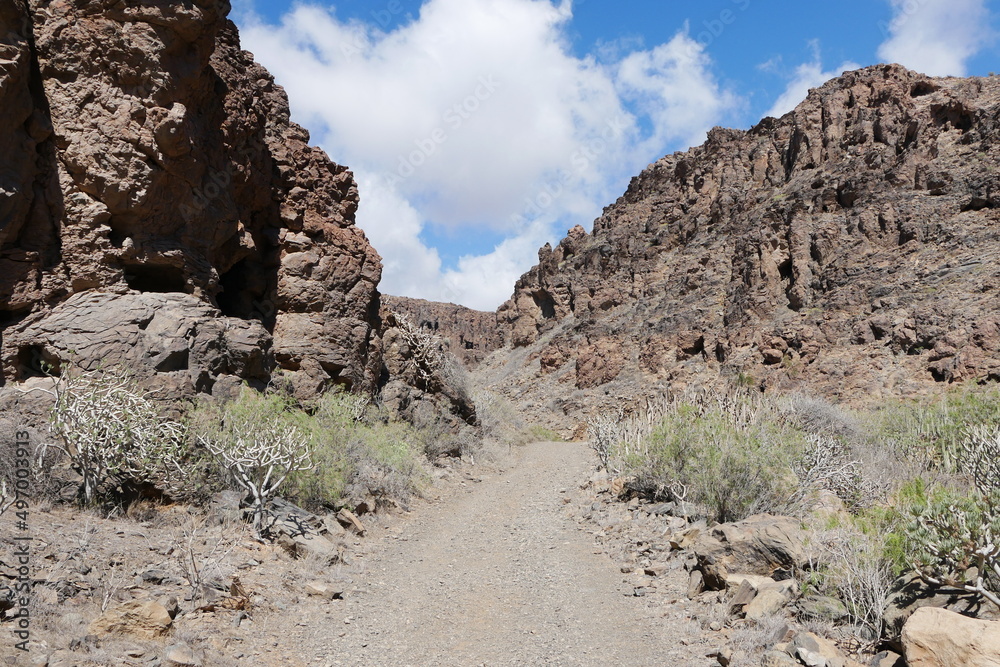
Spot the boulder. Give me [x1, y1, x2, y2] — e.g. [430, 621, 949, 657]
[163, 644, 204, 667]
[796, 594, 850, 624]
[692, 515, 807, 590]
[882, 572, 1000, 647]
[745, 581, 797, 622]
[2, 292, 271, 405]
[304, 582, 344, 600]
[88, 600, 173, 639]
[761, 651, 799, 667]
[868, 651, 904, 667]
[785, 631, 865, 667]
[901, 607, 1000, 666]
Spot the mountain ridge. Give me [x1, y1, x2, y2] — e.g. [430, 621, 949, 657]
[480, 64, 1000, 430]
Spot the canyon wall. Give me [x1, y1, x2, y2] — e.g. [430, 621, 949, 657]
[493, 66, 1000, 427]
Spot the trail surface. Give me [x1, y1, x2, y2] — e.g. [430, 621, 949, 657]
[317, 441, 712, 666]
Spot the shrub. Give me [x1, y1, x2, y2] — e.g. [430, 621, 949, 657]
[806, 522, 896, 640]
[192, 387, 313, 538]
[871, 385, 1000, 473]
[902, 479, 1000, 608]
[39, 364, 187, 505]
[284, 391, 427, 512]
[960, 424, 1000, 494]
[474, 388, 532, 450]
[593, 390, 807, 523]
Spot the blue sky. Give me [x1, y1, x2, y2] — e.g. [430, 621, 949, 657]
[233, 0, 998, 309]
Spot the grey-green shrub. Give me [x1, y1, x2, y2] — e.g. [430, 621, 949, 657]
[192, 387, 314, 537]
[285, 391, 427, 512]
[903, 479, 1000, 607]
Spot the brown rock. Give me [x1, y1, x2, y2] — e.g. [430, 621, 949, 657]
[304, 582, 344, 600]
[0, 0, 381, 398]
[787, 631, 863, 667]
[761, 651, 799, 667]
[882, 572, 1000, 647]
[491, 65, 1000, 428]
[381, 295, 501, 368]
[337, 509, 366, 536]
[163, 644, 204, 667]
[902, 607, 1000, 666]
[869, 651, 905, 667]
[88, 600, 173, 639]
[744, 582, 796, 621]
[692, 515, 806, 590]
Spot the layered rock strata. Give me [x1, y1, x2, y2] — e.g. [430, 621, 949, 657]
[495, 65, 1000, 426]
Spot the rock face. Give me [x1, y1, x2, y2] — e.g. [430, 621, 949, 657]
[3, 291, 270, 401]
[0, 0, 381, 397]
[378, 310, 478, 446]
[901, 607, 1000, 666]
[381, 295, 501, 368]
[494, 65, 1000, 425]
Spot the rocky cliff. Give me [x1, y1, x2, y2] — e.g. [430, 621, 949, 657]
[381, 295, 501, 368]
[0, 0, 382, 399]
[494, 65, 1000, 428]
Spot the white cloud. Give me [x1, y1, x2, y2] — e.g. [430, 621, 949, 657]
[765, 44, 860, 118]
[877, 0, 993, 76]
[237, 0, 738, 310]
[617, 35, 740, 152]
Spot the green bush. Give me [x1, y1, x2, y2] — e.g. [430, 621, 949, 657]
[284, 391, 427, 512]
[191, 387, 314, 536]
[871, 385, 1000, 472]
[901, 478, 1000, 607]
[614, 395, 807, 523]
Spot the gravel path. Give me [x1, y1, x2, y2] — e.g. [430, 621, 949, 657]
[315, 441, 714, 666]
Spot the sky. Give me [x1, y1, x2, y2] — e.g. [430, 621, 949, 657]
[231, 0, 999, 310]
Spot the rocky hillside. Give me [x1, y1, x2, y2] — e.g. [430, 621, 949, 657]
[381, 295, 501, 368]
[0, 0, 381, 400]
[491, 65, 1000, 429]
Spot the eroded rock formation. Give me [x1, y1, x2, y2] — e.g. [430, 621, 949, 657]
[494, 65, 1000, 427]
[0, 0, 381, 398]
[381, 295, 501, 368]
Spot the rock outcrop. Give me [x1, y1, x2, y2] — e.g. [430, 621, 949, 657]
[0, 0, 381, 398]
[494, 65, 1000, 427]
[901, 607, 1000, 666]
[381, 295, 501, 368]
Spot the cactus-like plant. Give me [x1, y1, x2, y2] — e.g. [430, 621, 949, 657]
[195, 388, 314, 539]
[905, 484, 1000, 608]
[37, 364, 186, 504]
[905, 421, 1000, 609]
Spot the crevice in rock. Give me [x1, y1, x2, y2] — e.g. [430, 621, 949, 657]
[930, 101, 973, 133]
[15, 344, 59, 380]
[532, 290, 556, 319]
[123, 263, 187, 293]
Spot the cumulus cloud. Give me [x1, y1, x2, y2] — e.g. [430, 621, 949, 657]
[236, 0, 738, 310]
[877, 0, 993, 76]
[764, 44, 860, 119]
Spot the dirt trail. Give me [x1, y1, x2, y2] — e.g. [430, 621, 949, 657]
[313, 441, 713, 666]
